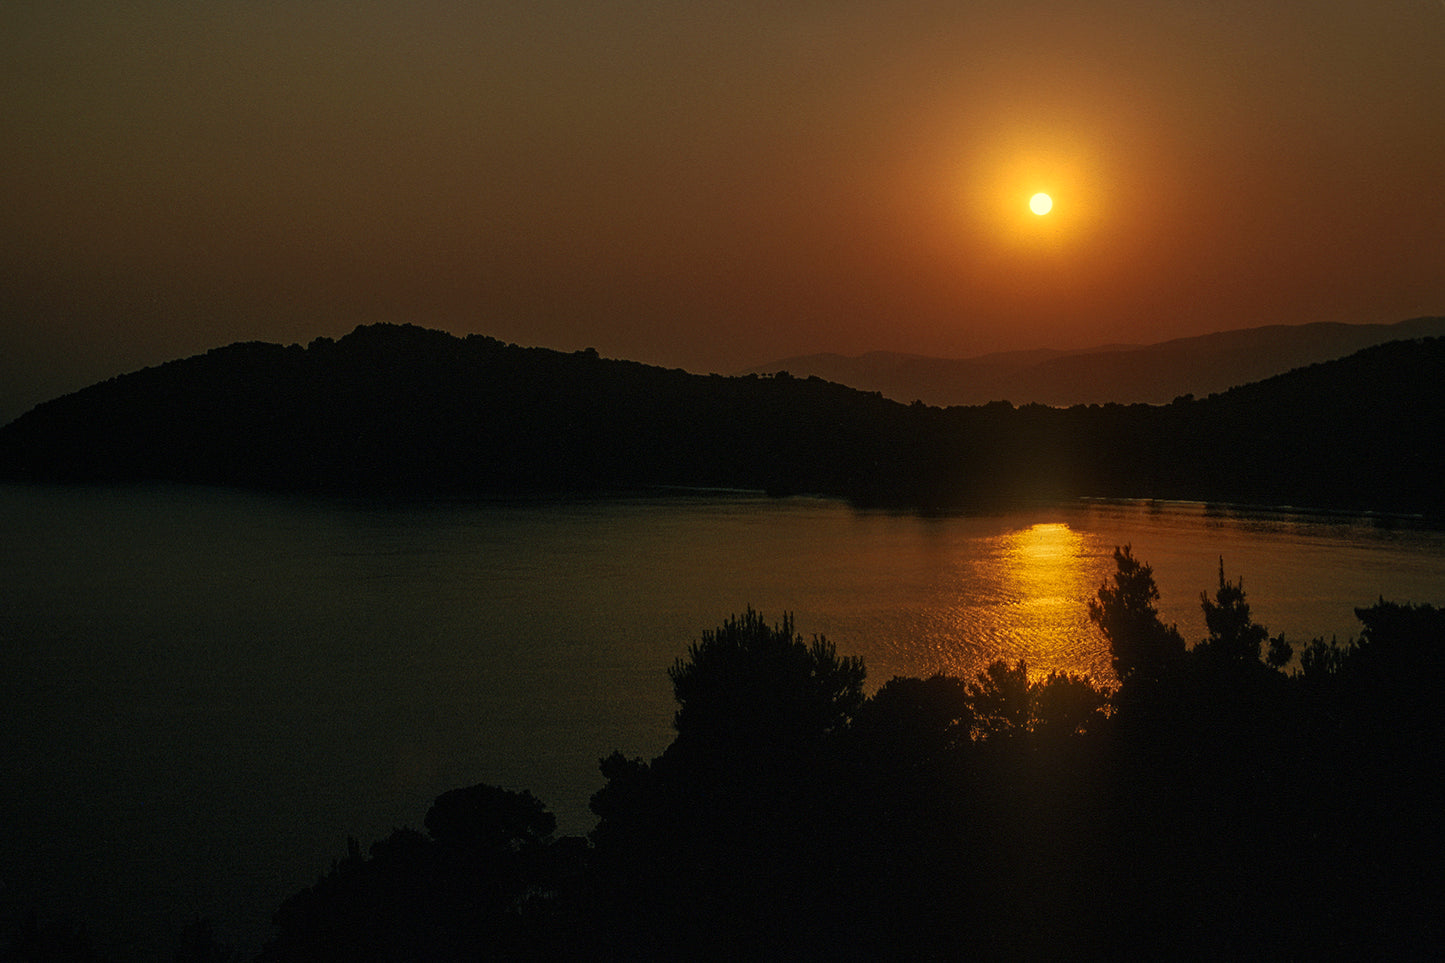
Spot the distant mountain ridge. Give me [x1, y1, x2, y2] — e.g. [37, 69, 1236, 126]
[749, 317, 1445, 407]
[1, 324, 1442, 515]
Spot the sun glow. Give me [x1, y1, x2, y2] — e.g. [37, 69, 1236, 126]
[949, 124, 1106, 253]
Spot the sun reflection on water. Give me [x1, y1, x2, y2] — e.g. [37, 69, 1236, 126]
[1005, 522, 1085, 602]
[928, 521, 1116, 684]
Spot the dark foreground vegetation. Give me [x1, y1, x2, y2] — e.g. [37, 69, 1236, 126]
[2, 323, 1443, 514]
[15, 551, 1436, 960]
[260, 560, 1442, 960]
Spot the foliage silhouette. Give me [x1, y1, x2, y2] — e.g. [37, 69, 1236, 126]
[1344, 599, 1445, 756]
[1296, 634, 1355, 679]
[588, 610, 871, 929]
[261, 785, 580, 963]
[249, 580, 1445, 959]
[424, 784, 556, 856]
[955, 659, 1110, 743]
[966, 658, 1032, 740]
[1198, 557, 1271, 664]
[667, 608, 865, 756]
[1352, 598, 1445, 678]
[1087, 544, 1185, 686]
[1029, 668, 1111, 740]
[852, 672, 972, 760]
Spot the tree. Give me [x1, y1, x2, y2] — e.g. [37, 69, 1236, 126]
[964, 660, 1110, 742]
[1087, 545, 1185, 685]
[1265, 633, 1293, 670]
[424, 783, 555, 857]
[263, 785, 571, 962]
[1197, 558, 1271, 665]
[1349, 599, 1445, 710]
[1353, 599, 1445, 670]
[854, 673, 972, 758]
[967, 659, 1032, 741]
[1030, 669, 1111, 739]
[667, 608, 866, 755]
[1296, 635, 1354, 679]
[592, 611, 868, 906]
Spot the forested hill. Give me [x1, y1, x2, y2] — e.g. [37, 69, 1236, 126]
[1, 324, 1441, 515]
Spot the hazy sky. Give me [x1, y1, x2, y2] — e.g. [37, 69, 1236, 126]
[3, 1, 1443, 420]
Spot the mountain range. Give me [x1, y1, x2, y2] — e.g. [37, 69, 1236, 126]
[1, 322, 1441, 515]
[748, 316, 1445, 407]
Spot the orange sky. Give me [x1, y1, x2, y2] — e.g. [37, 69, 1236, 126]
[3, 1, 1443, 420]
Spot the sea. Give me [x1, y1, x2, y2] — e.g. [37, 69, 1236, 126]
[3, 483, 1443, 958]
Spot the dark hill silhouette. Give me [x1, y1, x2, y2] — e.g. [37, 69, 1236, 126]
[751, 316, 1445, 406]
[0, 325, 908, 498]
[1145, 336, 1445, 511]
[1, 324, 1442, 515]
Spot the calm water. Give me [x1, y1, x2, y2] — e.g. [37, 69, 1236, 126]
[3, 483, 1444, 956]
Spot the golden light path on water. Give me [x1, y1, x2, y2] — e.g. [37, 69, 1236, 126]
[905, 521, 1117, 685]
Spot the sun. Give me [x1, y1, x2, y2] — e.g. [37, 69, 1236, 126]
[1029, 192, 1053, 216]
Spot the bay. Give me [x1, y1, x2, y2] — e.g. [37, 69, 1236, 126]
[2, 483, 1443, 957]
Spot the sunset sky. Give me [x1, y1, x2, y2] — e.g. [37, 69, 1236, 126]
[3, 0, 1442, 421]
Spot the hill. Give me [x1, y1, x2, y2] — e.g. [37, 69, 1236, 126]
[751, 317, 1445, 406]
[1, 324, 1442, 515]
[0, 325, 906, 499]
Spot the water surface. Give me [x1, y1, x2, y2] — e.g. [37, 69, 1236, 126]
[3, 484, 1442, 956]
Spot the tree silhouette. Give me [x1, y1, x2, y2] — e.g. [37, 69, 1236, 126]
[1087, 545, 1184, 685]
[1348, 599, 1445, 740]
[590, 609, 868, 906]
[262, 785, 573, 963]
[854, 673, 972, 759]
[1030, 669, 1111, 739]
[424, 783, 555, 857]
[1352, 599, 1445, 674]
[667, 608, 865, 756]
[1296, 634, 1354, 679]
[1197, 558, 1271, 665]
[962, 660, 1109, 741]
[1265, 632, 1294, 670]
[967, 659, 1032, 740]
